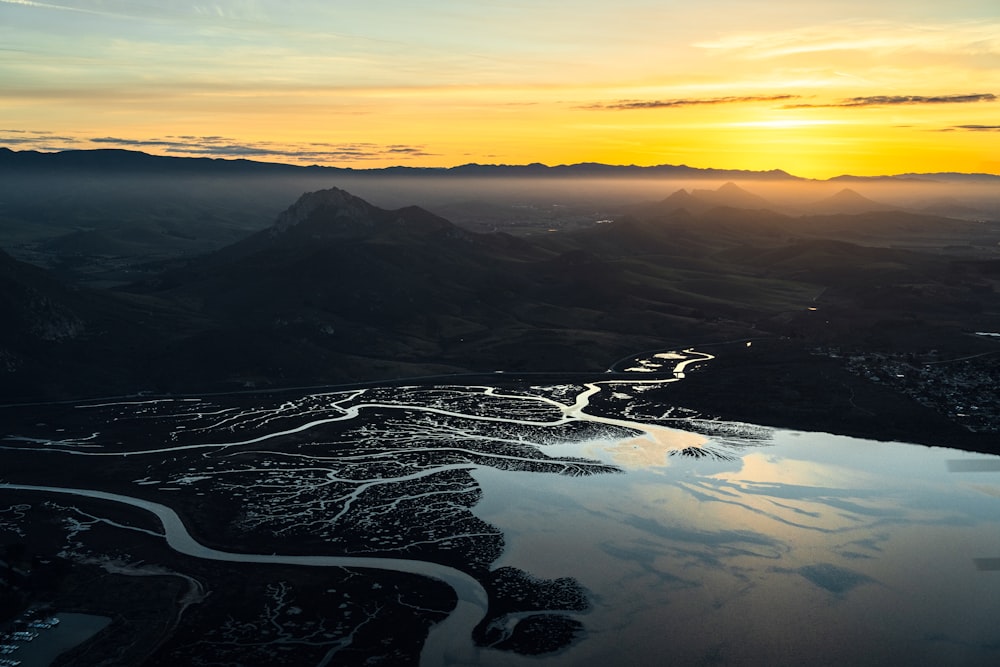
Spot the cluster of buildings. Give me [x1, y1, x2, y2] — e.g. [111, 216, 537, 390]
[838, 348, 1000, 433]
[0, 611, 59, 666]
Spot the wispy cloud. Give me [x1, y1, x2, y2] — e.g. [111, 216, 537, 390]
[0, 0, 109, 15]
[0, 135, 79, 144]
[587, 94, 799, 111]
[91, 136, 186, 148]
[695, 20, 1000, 60]
[0, 129, 84, 150]
[2, 133, 437, 163]
[787, 93, 996, 108]
[0, 0, 266, 22]
[940, 124, 1000, 132]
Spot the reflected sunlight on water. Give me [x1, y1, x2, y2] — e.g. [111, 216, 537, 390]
[473, 428, 1000, 667]
[604, 426, 708, 468]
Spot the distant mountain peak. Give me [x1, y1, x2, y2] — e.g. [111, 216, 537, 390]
[273, 187, 379, 233]
[691, 182, 777, 211]
[825, 188, 885, 207]
[268, 187, 458, 243]
[662, 187, 693, 201]
[808, 187, 897, 214]
[640, 182, 779, 217]
[829, 187, 867, 201]
[650, 188, 698, 213]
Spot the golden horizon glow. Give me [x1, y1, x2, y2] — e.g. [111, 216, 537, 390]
[1, 1, 998, 179]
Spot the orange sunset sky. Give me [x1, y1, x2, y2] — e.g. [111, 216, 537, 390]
[2, 0, 998, 178]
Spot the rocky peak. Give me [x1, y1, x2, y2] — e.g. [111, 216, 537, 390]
[269, 187, 460, 242]
[272, 187, 380, 234]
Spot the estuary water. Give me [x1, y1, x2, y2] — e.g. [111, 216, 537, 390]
[473, 429, 1000, 666]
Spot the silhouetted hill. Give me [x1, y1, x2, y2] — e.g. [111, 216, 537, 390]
[631, 183, 780, 217]
[0, 147, 316, 175]
[135, 188, 544, 319]
[0, 147, 802, 181]
[792, 209, 997, 248]
[122, 187, 998, 390]
[0, 248, 187, 398]
[806, 188, 897, 215]
[919, 197, 992, 220]
[443, 162, 799, 180]
[895, 172, 1000, 183]
[0, 247, 87, 348]
[3, 147, 996, 182]
[124, 188, 760, 390]
[828, 174, 934, 183]
[691, 182, 777, 210]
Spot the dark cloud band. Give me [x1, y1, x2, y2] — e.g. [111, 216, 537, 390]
[951, 124, 1000, 131]
[1, 134, 435, 162]
[787, 93, 996, 108]
[588, 94, 799, 110]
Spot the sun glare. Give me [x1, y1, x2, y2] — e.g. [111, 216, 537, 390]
[728, 119, 844, 129]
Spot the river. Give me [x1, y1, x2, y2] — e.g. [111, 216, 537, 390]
[0, 483, 488, 667]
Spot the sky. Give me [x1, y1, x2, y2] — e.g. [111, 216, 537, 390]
[1, 0, 999, 178]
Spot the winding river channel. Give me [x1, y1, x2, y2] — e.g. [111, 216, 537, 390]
[3, 348, 1000, 666]
[0, 483, 488, 666]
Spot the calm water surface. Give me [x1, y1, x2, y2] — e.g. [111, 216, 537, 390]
[473, 428, 1000, 666]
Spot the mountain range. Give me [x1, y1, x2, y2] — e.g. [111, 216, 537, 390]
[0, 148, 798, 179]
[630, 182, 901, 217]
[4, 147, 1000, 182]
